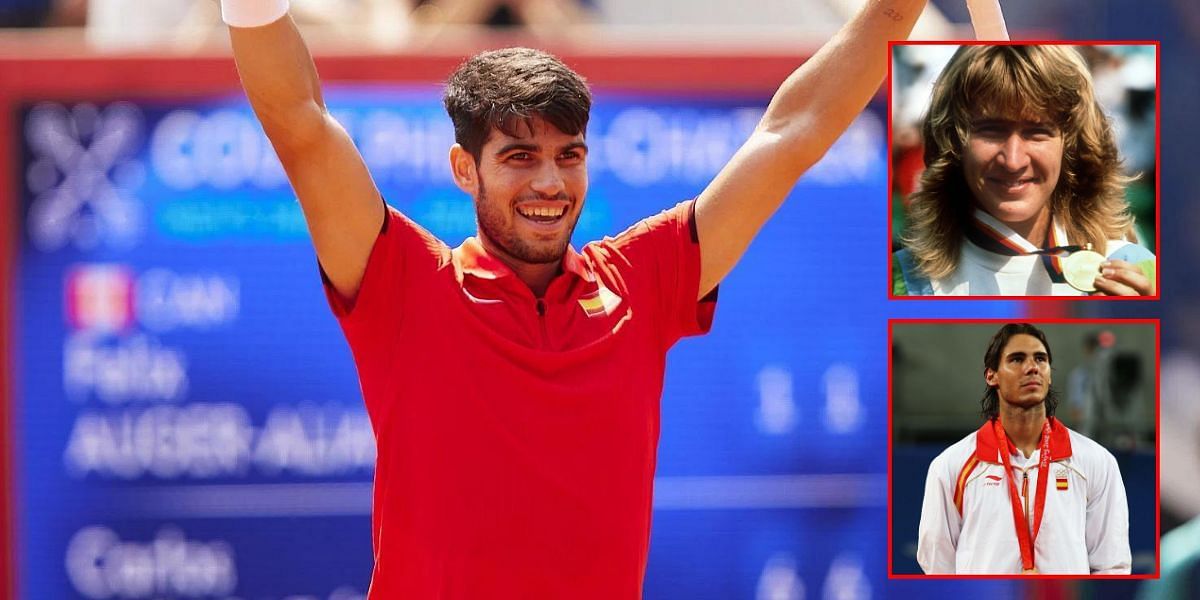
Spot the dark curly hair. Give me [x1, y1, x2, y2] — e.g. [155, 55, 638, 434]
[443, 47, 592, 160]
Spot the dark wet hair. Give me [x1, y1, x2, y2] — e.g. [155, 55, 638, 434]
[443, 47, 592, 159]
[981, 323, 1058, 419]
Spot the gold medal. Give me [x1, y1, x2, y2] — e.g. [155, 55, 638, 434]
[1022, 567, 1039, 574]
[1062, 244, 1106, 292]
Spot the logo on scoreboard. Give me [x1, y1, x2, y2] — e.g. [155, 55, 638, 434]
[65, 264, 135, 333]
[24, 101, 146, 252]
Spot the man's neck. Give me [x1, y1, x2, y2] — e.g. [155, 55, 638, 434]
[998, 402, 1048, 457]
[509, 262, 559, 298]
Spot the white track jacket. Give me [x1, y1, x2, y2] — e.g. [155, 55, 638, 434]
[917, 417, 1131, 574]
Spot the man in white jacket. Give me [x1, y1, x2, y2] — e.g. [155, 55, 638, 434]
[917, 323, 1131, 574]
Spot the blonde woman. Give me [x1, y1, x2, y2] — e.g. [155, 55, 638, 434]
[893, 45, 1155, 296]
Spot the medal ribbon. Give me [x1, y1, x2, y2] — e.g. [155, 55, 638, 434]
[965, 210, 1082, 283]
[993, 419, 1053, 574]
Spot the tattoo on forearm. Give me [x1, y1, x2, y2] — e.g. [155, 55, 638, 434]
[883, 7, 904, 21]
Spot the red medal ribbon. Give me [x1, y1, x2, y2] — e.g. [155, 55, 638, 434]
[993, 419, 1052, 574]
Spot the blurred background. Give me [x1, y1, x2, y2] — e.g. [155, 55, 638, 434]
[0, 0, 1195, 599]
[891, 321, 1158, 575]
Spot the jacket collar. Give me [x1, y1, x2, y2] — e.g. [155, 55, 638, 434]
[974, 416, 1073, 463]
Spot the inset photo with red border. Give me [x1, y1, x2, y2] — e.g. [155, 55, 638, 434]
[888, 319, 1159, 578]
[888, 42, 1159, 299]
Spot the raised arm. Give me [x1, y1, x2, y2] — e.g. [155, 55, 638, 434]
[225, 1, 384, 301]
[694, 0, 927, 297]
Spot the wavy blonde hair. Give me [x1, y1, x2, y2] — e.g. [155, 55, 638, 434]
[902, 45, 1135, 280]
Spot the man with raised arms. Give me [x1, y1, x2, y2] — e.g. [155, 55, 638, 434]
[221, 0, 929, 596]
[917, 323, 1131, 574]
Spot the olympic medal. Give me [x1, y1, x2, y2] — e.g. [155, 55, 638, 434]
[1063, 250, 1106, 292]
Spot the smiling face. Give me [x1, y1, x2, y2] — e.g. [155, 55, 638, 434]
[452, 116, 588, 266]
[962, 113, 1064, 237]
[985, 333, 1053, 408]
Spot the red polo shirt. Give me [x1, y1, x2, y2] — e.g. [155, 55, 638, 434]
[324, 200, 716, 599]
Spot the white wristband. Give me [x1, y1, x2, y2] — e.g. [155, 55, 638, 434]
[221, 0, 290, 28]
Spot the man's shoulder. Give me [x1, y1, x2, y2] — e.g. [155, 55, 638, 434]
[596, 200, 695, 245]
[390, 203, 445, 233]
[383, 205, 451, 257]
[580, 200, 697, 267]
[1065, 427, 1120, 467]
[929, 430, 983, 475]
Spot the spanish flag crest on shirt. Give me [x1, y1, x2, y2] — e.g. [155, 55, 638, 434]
[578, 284, 622, 318]
[1056, 468, 1069, 491]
